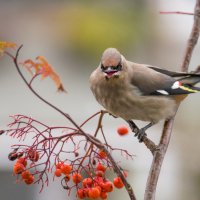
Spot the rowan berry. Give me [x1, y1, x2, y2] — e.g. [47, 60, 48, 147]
[117, 126, 129, 136]
[100, 191, 108, 199]
[55, 162, 64, 169]
[24, 175, 34, 185]
[96, 163, 106, 172]
[54, 169, 62, 177]
[88, 187, 100, 199]
[16, 157, 27, 167]
[77, 189, 85, 199]
[113, 177, 124, 189]
[103, 181, 114, 192]
[13, 163, 25, 174]
[61, 164, 71, 175]
[21, 170, 31, 180]
[82, 178, 93, 188]
[72, 173, 82, 184]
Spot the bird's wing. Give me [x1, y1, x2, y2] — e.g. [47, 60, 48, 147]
[147, 66, 189, 77]
[148, 65, 200, 85]
[129, 63, 200, 96]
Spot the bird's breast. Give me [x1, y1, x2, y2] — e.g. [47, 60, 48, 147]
[90, 77, 177, 122]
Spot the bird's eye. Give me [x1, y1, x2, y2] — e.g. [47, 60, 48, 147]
[101, 64, 107, 71]
[112, 63, 122, 71]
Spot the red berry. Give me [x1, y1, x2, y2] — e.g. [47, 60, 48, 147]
[24, 175, 34, 185]
[117, 126, 129, 136]
[77, 189, 85, 199]
[55, 162, 64, 169]
[98, 150, 107, 159]
[100, 191, 108, 199]
[93, 176, 104, 183]
[16, 157, 27, 167]
[103, 181, 114, 192]
[82, 178, 93, 188]
[113, 177, 124, 189]
[13, 163, 25, 174]
[96, 163, 106, 172]
[21, 170, 31, 180]
[72, 173, 82, 184]
[88, 187, 100, 199]
[54, 169, 62, 177]
[61, 164, 72, 175]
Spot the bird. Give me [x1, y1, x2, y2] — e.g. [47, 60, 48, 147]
[89, 48, 200, 141]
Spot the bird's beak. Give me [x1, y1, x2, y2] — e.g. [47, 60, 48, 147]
[103, 67, 118, 77]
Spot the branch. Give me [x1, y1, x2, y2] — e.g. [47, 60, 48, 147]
[127, 120, 157, 155]
[181, 0, 200, 72]
[144, 112, 177, 200]
[7, 46, 137, 200]
[144, 1, 200, 199]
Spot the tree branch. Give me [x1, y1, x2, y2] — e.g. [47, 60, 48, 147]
[144, 1, 200, 199]
[181, 0, 200, 72]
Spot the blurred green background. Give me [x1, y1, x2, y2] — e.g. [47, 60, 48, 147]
[1, 0, 200, 200]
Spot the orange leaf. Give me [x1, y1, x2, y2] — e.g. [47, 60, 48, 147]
[22, 56, 66, 92]
[22, 59, 41, 75]
[0, 41, 17, 55]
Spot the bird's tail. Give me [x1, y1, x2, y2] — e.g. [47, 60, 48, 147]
[178, 75, 200, 86]
[147, 65, 200, 95]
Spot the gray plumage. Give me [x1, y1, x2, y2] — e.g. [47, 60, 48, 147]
[89, 48, 200, 123]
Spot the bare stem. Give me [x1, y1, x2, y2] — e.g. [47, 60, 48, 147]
[144, 1, 200, 199]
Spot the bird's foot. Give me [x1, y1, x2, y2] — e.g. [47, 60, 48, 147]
[134, 122, 154, 142]
[134, 128, 147, 142]
[108, 113, 118, 118]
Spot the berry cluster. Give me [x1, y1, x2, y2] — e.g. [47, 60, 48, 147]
[12, 150, 40, 185]
[8, 119, 132, 199]
[54, 160, 125, 199]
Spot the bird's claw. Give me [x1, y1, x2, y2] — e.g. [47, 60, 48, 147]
[134, 128, 147, 142]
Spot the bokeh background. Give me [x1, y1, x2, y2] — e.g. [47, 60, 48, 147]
[1, 0, 200, 199]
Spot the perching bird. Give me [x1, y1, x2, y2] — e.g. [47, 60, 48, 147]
[90, 48, 200, 141]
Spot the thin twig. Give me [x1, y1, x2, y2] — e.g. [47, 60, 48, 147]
[144, 1, 200, 200]
[160, 11, 194, 16]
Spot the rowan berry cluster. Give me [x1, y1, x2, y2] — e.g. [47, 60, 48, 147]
[12, 150, 40, 185]
[6, 111, 133, 200]
[53, 158, 126, 199]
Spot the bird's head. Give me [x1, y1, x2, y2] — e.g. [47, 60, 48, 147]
[100, 48, 124, 80]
